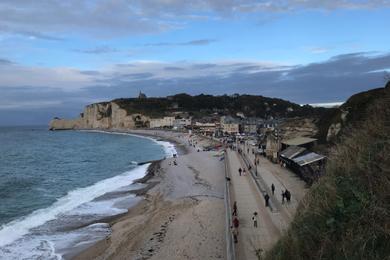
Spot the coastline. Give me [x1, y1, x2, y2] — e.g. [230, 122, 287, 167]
[73, 129, 226, 260]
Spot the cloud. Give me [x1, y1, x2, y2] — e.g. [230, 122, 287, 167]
[144, 39, 216, 47]
[0, 58, 13, 65]
[73, 46, 119, 54]
[307, 47, 330, 54]
[1, 1, 387, 39]
[0, 51, 389, 125]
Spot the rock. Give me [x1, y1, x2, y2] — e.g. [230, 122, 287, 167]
[49, 101, 151, 130]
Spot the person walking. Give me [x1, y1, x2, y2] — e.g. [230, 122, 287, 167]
[252, 212, 259, 228]
[271, 183, 275, 195]
[282, 190, 286, 204]
[231, 226, 238, 243]
[264, 193, 270, 207]
[233, 216, 240, 229]
[232, 201, 238, 216]
[238, 168, 242, 176]
[285, 189, 291, 203]
[243, 168, 246, 176]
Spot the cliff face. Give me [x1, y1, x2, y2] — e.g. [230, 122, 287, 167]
[49, 102, 150, 130]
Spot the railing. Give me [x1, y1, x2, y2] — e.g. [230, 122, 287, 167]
[224, 150, 236, 260]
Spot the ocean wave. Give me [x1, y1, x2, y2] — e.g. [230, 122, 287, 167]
[0, 163, 150, 249]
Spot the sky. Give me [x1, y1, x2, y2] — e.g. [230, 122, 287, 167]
[0, 0, 389, 125]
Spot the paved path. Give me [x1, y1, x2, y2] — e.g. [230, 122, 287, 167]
[227, 150, 280, 259]
[239, 143, 307, 221]
[226, 143, 309, 259]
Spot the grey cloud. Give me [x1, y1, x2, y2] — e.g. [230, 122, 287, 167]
[164, 66, 186, 71]
[17, 30, 65, 41]
[1, 51, 389, 125]
[73, 46, 119, 54]
[191, 63, 217, 69]
[0, 1, 388, 39]
[79, 70, 102, 76]
[144, 39, 216, 47]
[180, 39, 217, 46]
[86, 52, 390, 104]
[0, 58, 13, 65]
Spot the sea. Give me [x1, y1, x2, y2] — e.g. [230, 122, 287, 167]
[0, 126, 176, 259]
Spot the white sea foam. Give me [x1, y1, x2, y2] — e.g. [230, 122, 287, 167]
[0, 163, 150, 248]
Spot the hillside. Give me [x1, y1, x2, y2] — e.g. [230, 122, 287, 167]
[113, 93, 327, 119]
[316, 82, 390, 143]
[266, 83, 390, 259]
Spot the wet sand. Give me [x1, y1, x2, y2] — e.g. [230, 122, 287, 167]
[73, 130, 226, 260]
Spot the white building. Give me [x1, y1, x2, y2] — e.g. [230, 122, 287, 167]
[174, 118, 192, 128]
[220, 116, 240, 134]
[149, 116, 175, 128]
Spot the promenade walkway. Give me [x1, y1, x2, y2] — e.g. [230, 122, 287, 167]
[226, 143, 308, 259]
[239, 143, 307, 220]
[226, 150, 280, 259]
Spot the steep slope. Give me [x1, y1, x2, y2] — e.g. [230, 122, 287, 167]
[266, 84, 390, 259]
[316, 82, 389, 143]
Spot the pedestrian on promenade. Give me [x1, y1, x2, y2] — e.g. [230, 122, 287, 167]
[271, 183, 275, 195]
[232, 201, 238, 216]
[285, 189, 291, 203]
[231, 226, 238, 243]
[238, 168, 242, 176]
[282, 190, 286, 204]
[264, 193, 270, 207]
[233, 216, 240, 229]
[252, 212, 259, 228]
[243, 168, 246, 176]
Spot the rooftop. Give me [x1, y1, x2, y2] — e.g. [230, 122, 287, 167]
[280, 145, 307, 160]
[282, 137, 317, 146]
[292, 152, 326, 166]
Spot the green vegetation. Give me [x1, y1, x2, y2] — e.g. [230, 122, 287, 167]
[112, 93, 327, 119]
[316, 86, 389, 143]
[266, 85, 390, 259]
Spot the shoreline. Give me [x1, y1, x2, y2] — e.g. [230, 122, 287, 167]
[73, 129, 226, 260]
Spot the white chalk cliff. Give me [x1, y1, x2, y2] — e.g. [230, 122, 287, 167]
[49, 102, 151, 130]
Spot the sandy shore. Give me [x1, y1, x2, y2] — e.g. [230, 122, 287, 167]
[74, 130, 226, 260]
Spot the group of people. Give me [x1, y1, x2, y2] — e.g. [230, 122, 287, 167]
[231, 201, 239, 243]
[282, 189, 291, 203]
[238, 167, 247, 176]
[231, 201, 260, 244]
[268, 183, 292, 205]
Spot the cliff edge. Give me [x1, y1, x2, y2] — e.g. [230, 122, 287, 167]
[49, 101, 150, 130]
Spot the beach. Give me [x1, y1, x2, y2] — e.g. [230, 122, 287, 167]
[74, 130, 226, 260]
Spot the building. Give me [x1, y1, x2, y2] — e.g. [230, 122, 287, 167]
[265, 133, 281, 162]
[241, 117, 264, 134]
[173, 117, 192, 129]
[138, 91, 147, 99]
[281, 137, 317, 150]
[149, 116, 175, 128]
[220, 116, 240, 134]
[279, 142, 326, 184]
[194, 122, 217, 136]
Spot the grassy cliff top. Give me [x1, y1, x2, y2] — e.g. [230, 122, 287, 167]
[110, 93, 327, 119]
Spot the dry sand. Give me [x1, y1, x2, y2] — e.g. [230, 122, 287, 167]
[74, 130, 226, 260]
